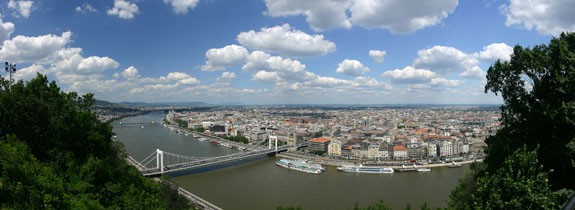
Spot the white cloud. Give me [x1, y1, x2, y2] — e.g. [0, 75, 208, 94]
[0, 18, 15, 44]
[500, 0, 575, 35]
[369, 50, 386, 63]
[335, 59, 370, 76]
[216, 72, 236, 81]
[77, 56, 119, 74]
[201, 45, 248, 71]
[263, 0, 459, 34]
[76, 4, 97, 13]
[429, 77, 462, 87]
[14, 64, 44, 81]
[237, 24, 336, 57]
[107, 0, 139, 19]
[242, 51, 306, 74]
[164, 0, 199, 14]
[8, 0, 33, 18]
[122, 66, 140, 79]
[476, 43, 513, 62]
[0, 31, 72, 64]
[252, 70, 280, 82]
[263, 0, 352, 31]
[460, 66, 485, 79]
[382, 66, 437, 83]
[350, 0, 458, 34]
[413, 45, 476, 74]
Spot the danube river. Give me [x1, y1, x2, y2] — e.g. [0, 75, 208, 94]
[113, 113, 470, 210]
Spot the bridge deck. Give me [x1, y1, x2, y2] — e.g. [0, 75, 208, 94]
[142, 147, 288, 177]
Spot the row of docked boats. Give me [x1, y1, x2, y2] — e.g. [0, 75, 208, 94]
[275, 159, 457, 174]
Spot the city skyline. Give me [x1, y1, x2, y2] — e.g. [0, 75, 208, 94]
[0, 0, 573, 104]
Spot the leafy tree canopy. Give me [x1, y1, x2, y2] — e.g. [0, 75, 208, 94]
[0, 74, 191, 209]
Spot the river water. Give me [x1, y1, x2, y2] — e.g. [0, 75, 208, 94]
[113, 113, 469, 210]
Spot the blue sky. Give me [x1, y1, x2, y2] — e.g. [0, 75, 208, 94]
[0, 0, 573, 104]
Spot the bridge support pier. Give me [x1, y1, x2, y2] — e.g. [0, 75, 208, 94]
[156, 149, 164, 173]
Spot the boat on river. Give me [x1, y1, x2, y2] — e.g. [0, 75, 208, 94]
[275, 159, 324, 174]
[337, 165, 394, 174]
[447, 161, 462, 168]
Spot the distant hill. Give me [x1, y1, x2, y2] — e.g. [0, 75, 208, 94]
[94, 99, 115, 106]
[118, 101, 210, 107]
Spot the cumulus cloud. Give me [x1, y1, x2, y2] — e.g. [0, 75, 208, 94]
[164, 0, 199, 15]
[77, 56, 119, 74]
[350, 0, 458, 34]
[242, 51, 306, 73]
[263, 0, 352, 31]
[263, 0, 458, 34]
[500, 0, 575, 35]
[122, 66, 140, 79]
[429, 77, 462, 87]
[369, 50, 386, 63]
[107, 0, 139, 19]
[216, 72, 236, 81]
[0, 18, 15, 44]
[202, 45, 248, 71]
[413, 45, 476, 74]
[76, 4, 97, 13]
[237, 24, 336, 57]
[476, 43, 513, 62]
[8, 0, 33, 18]
[252, 70, 280, 82]
[0, 31, 72, 64]
[460, 66, 485, 79]
[381, 66, 437, 83]
[335, 59, 370, 76]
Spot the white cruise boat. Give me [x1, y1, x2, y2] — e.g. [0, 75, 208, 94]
[337, 165, 394, 174]
[275, 159, 324, 174]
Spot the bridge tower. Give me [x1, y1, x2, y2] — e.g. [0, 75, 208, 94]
[156, 149, 164, 173]
[268, 135, 278, 151]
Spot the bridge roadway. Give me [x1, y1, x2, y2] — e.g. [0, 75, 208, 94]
[141, 146, 290, 177]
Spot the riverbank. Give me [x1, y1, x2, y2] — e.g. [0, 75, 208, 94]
[277, 152, 483, 169]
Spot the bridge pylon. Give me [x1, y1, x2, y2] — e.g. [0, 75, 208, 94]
[156, 149, 164, 173]
[268, 135, 278, 151]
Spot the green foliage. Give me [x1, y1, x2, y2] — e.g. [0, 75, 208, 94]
[277, 206, 303, 210]
[0, 74, 191, 209]
[175, 118, 188, 128]
[447, 162, 485, 210]
[309, 150, 326, 156]
[448, 32, 575, 210]
[471, 146, 565, 209]
[225, 135, 249, 143]
[483, 32, 575, 189]
[193, 127, 205, 133]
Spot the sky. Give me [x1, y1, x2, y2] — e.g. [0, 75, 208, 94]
[0, 0, 573, 104]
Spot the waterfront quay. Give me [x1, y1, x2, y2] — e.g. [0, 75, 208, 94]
[165, 105, 498, 165]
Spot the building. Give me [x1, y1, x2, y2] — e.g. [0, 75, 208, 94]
[379, 144, 391, 160]
[367, 144, 380, 160]
[308, 137, 331, 153]
[328, 139, 342, 157]
[440, 141, 453, 157]
[393, 145, 408, 160]
[427, 143, 438, 157]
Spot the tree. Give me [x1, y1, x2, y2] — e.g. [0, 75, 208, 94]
[471, 146, 564, 209]
[483, 32, 575, 190]
[0, 74, 191, 209]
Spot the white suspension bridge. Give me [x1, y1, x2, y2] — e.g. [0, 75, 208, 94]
[129, 136, 305, 177]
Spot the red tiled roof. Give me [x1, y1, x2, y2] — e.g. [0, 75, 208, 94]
[309, 137, 331, 143]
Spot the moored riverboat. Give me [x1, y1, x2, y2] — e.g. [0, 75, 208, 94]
[337, 165, 394, 174]
[275, 159, 324, 174]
